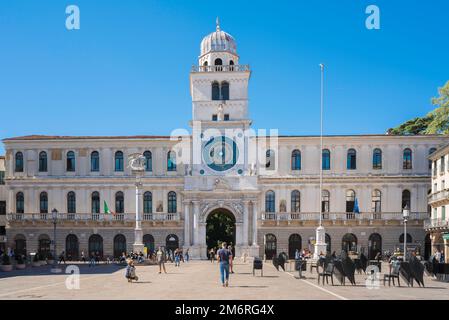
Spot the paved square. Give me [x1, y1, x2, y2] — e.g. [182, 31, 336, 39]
[0, 260, 448, 300]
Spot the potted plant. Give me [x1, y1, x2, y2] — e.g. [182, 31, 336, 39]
[15, 255, 26, 270]
[32, 254, 40, 267]
[1, 254, 13, 272]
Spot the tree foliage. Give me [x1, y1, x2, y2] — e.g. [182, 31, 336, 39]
[388, 81, 449, 135]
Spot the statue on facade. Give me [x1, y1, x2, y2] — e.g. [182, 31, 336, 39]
[279, 200, 286, 212]
[217, 104, 224, 121]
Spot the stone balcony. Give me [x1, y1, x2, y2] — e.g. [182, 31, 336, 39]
[424, 218, 449, 231]
[428, 189, 449, 205]
[191, 64, 250, 73]
[7, 212, 181, 227]
[260, 212, 428, 227]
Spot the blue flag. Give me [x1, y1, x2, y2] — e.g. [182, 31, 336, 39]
[353, 198, 360, 214]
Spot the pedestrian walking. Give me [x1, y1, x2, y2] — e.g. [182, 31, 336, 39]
[228, 245, 234, 274]
[174, 248, 181, 267]
[210, 248, 215, 263]
[89, 252, 95, 267]
[157, 247, 167, 274]
[185, 248, 189, 262]
[59, 251, 66, 264]
[217, 242, 231, 287]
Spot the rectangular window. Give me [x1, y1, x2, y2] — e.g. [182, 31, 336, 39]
[433, 161, 438, 176]
[434, 183, 438, 192]
[0, 226, 5, 236]
[212, 114, 218, 121]
[442, 180, 446, 190]
[224, 114, 230, 121]
[0, 201, 5, 215]
[0, 171, 4, 185]
[433, 207, 438, 219]
[442, 206, 446, 221]
[441, 156, 446, 173]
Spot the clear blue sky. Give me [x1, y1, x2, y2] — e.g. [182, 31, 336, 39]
[1, 0, 448, 154]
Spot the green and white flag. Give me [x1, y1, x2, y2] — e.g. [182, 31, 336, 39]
[104, 201, 114, 215]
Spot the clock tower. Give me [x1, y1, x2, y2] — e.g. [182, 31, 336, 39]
[189, 18, 252, 176]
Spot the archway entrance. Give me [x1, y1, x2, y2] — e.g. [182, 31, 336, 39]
[206, 208, 236, 254]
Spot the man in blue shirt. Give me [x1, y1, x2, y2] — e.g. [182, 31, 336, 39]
[217, 242, 231, 287]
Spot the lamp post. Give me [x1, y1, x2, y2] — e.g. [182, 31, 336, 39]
[402, 204, 410, 261]
[51, 208, 59, 272]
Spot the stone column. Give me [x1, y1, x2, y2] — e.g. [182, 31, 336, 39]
[183, 201, 191, 246]
[243, 201, 250, 246]
[252, 201, 258, 246]
[133, 179, 144, 253]
[192, 200, 200, 245]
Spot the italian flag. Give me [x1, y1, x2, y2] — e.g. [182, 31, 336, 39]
[104, 201, 115, 215]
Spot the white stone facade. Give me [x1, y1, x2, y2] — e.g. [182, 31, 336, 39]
[2, 22, 449, 260]
[426, 144, 449, 262]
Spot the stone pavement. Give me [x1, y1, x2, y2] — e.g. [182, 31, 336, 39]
[0, 260, 449, 300]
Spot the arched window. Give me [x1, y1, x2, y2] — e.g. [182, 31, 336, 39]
[373, 148, 382, 169]
[88, 234, 103, 258]
[346, 190, 356, 212]
[91, 151, 100, 172]
[167, 151, 176, 172]
[347, 149, 356, 170]
[203, 61, 208, 66]
[113, 234, 126, 258]
[168, 191, 177, 213]
[291, 149, 301, 170]
[322, 149, 330, 170]
[67, 191, 76, 214]
[229, 60, 234, 71]
[266, 149, 275, 171]
[399, 233, 412, 244]
[143, 234, 155, 253]
[403, 148, 412, 169]
[143, 151, 152, 172]
[39, 192, 48, 214]
[368, 233, 382, 260]
[91, 192, 100, 214]
[115, 191, 124, 213]
[14, 234, 27, 257]
[166, 234, 179, 252]
[371, 189, 381, 213]
[429, 148, 437, 170]
[143, 191, 152, 214]
[265, 190, 275, 212]
[39, 151, 47, 172]
[115, 151, 124, 172]
[16, 192, 24, 213]
[38, 234, 51, 259]
[342, 233, 358, 252]
[264, 234, 277, 259]
[321, 190, 330, 213]
[221, 81, 229, 100]
[402, 190, 411, 209]
[214, 58, 222, 65]
[66, 234, 79, 260]
[67, 151, 75, 172]
[211, 81, 220, 100]
[15, 152, 23, 172]
[291, 190, 300, 212]
[288, 234, 302, 259]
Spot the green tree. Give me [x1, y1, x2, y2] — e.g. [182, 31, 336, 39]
[388, 81, 449, 135]
[425, 80, 449, 134]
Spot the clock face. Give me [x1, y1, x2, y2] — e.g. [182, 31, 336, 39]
[202, 136, 239, 172]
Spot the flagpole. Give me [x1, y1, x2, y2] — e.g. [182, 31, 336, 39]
[319, 63, 324, 227]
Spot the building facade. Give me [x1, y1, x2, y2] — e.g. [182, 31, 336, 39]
[425, 144, 449, 262]
[3, 22, 448, 260]
[0, 156, 6, 251]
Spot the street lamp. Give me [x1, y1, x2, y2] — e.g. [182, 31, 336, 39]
[402, 204, 410, 261]
[51, 208, 58, 270]
[128, 153, 146, 254]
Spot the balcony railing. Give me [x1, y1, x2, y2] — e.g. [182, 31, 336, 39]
[428, 189, 449, 204]
[7, 213, 180, 222]
[191, 64, 250, 73]
[261, 212, 428, 221]
[424, 218, 449, 229]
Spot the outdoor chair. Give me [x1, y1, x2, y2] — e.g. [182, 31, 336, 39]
[383, 263, 400, 287]
[310, 261, 319, 273]
[317, 262, 335, 285]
